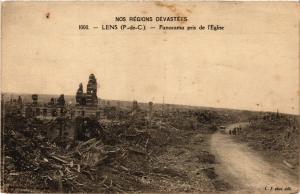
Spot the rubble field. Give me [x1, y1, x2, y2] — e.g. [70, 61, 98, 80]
[234, 113, 299, 172]
[5, 100, 297, 193]
[1, 107, 234, 193]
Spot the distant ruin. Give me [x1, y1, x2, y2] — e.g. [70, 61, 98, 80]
[76, 74, 98, 106]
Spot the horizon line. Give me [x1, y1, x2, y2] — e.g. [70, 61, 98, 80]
[1, 91, 299, 116]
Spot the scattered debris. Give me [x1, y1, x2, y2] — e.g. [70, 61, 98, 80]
[2, 105, 225, 193]
[235, 113, 299, 169]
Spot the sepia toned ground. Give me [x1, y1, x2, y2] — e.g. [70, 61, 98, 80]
[1, 99, 299, 193]
[211, 123, 299, 193]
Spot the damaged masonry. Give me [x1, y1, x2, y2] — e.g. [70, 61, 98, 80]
[1, 74, 299, 193]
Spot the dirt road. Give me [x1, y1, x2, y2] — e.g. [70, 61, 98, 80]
[210, 123, 299, 193]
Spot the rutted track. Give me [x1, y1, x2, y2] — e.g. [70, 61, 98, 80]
[210, 124, 299, 193]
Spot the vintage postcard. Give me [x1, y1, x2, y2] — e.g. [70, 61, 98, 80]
[1, 1, 299, 193]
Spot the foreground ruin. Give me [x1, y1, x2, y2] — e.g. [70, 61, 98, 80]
[1, 98, 235, 193]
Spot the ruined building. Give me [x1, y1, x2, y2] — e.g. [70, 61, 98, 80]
[76, 74, 98, 106]
[21, 74, 101, 120]
[32, 94, 38, 105]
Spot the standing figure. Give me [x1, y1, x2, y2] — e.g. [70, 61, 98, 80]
[233, 128, 236, 135]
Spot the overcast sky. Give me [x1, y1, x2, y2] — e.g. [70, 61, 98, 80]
[2, 2, 299, 114]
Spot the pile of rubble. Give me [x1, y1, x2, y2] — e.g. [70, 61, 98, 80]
[237, 114, 299, 168]
[2, 112, 185, 193]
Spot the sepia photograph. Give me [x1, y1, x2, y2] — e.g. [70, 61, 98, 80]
[1, 1, 299, 193]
